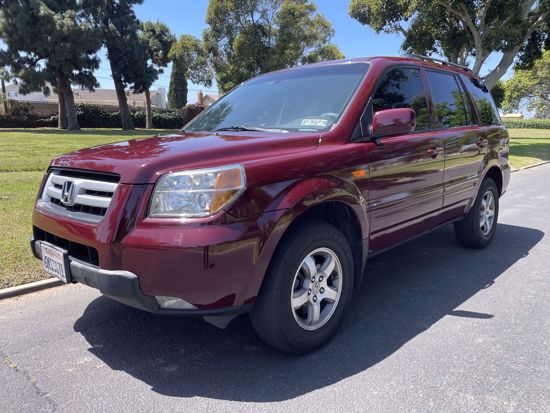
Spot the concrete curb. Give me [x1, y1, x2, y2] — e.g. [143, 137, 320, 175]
[0, 278, 64, 301]
[512, 160, 550, 173]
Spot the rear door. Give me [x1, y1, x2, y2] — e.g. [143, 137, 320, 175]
[367, 67, 445, 251]
[424, 70, 482, 213]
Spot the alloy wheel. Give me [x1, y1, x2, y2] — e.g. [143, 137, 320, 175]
[290, 247, 343, 331]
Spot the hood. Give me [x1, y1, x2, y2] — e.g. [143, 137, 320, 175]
[51, 131, 320, 184]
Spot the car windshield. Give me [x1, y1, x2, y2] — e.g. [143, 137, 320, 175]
[185, 62, 369, 133]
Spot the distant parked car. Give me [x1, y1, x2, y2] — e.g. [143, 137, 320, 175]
[31, 55, 510, 354]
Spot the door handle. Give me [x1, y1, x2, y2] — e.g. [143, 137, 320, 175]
[427, 146, 444, 158]
[476, 137, 489, 148]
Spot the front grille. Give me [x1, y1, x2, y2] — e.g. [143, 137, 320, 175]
[38, 169, 120, 223]
[50, 197, 107, 217]
[34, 227, 99, 266]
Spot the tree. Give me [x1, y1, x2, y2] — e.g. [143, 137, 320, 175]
[167, 59, 188, 109]
[167, 35, 211, 109]
[203, 0, 344, 93]
[349, 0, 550, 89]
[491, 80, 505, 108]
[85, 0, 144, 130]
[132, 21, 175, 128]
[503, 49, 550, 117]
[0, 0, 102, 129]
[514, 14, 550, 69]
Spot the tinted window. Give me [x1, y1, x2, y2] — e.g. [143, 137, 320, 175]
[372, 68, 429, 130]
[463, 76, 501, 125]
[426, 71, 472, 128]
[186, 63, 369, 133]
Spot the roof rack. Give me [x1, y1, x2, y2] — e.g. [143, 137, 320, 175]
[403, 54, 472, 73]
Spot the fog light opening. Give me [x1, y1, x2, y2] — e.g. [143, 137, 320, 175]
[156, 296, 197, 310]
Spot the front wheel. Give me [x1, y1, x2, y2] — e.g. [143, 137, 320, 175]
[454, 177, 499, 248]
[250, 221, 354, 354]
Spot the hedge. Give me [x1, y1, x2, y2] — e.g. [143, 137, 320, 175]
[0, 103, 205, 129]
[502, 119, 550, 129]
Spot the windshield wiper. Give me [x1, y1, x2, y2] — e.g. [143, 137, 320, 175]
[215, 125, 288, 133]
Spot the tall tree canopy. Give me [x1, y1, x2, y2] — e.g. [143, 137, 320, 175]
[0, 0, 102, 129]
[132, 21, 175, 128]
[503, 49, 550, 118]
[515, 15, 550, 69]
[85, 0, 145, 130]
[349, 0, 550, 89]
[203, 0, 344, 93]
[167, 34, 211, 109]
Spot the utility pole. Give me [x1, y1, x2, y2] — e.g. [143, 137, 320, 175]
[1, 77, 7, 114]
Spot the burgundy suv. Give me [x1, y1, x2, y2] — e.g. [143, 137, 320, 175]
[31, 56, 509, 354]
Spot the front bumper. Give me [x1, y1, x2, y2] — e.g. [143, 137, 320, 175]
[30, 239, 252, 316]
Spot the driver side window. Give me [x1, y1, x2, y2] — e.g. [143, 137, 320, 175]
[372, 68, 429, 131]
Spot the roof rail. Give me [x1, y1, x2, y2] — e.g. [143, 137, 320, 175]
[403, 54, 472, 73]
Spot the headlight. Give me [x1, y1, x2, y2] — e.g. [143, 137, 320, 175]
[149, 164, 245, 218]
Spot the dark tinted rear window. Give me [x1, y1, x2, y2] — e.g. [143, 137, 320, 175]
[463, 76, 501, 125]
[372, 68, 429, 130]
[426, 71, 472, 128]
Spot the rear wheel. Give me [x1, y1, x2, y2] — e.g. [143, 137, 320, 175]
[454, 178, 499, 248]
[250, 221, 354, 354]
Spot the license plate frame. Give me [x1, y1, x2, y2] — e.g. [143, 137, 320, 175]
[40, 242, 71, 283]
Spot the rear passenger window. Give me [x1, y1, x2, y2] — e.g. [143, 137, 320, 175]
[426, 71, 472, 128]
[463, 76, 501, 125]
[372, 68, 429, 130]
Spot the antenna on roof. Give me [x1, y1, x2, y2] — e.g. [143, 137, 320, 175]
[403, 54, 472, 73]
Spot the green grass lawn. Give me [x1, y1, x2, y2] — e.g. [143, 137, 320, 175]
[507, 129, 550, 169]
[0, 127, 548, 289]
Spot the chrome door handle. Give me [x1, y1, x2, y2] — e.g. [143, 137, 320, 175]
[476, 137, 489, 148]
[427, 146, 444, 158]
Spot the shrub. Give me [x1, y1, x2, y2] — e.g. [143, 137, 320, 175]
[503, 119, 550, 129]
[0, 103, 206, 129]
[0, 114, 57, 128]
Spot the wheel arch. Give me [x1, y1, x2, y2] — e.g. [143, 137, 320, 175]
[484, 165, 503, 196]
[256, 177, 370, 297]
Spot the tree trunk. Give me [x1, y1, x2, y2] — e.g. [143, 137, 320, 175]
[57, 80, 68, 129]
[58, 75, 79, 130]
[107, 54, 134, 130]
[1, 78, 7, 114]
[144, 89, 153, 129]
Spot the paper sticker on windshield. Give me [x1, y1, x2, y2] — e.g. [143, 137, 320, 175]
[301, 118, 328, 127]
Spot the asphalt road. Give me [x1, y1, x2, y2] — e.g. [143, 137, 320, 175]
[1, 164, 550, 413]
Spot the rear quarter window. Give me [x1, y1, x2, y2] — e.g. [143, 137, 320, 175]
[463, 76, 501, 126]
[426, 70, 473, 128]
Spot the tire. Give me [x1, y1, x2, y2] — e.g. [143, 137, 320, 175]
[454, 177, 499, 249]
[250, 220, 355, 355]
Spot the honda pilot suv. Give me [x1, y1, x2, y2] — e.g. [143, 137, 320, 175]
[31, 56, 509, 354]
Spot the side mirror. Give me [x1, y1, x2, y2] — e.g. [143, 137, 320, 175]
[371, 108, 416, 137]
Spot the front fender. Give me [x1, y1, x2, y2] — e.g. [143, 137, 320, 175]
[242, 176, 369, 301]
[270, 176, 368, 238]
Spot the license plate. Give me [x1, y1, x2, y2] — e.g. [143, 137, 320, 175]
[41, 242, 70, 283]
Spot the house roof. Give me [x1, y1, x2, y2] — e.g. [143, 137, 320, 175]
[46, 88, 161, 107]
[5, 83, 164, 108]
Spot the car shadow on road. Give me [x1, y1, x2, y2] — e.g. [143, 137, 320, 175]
[74, 223, 543, 402]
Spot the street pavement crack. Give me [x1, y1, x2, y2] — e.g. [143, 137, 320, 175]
[1, 350, 58, 412]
